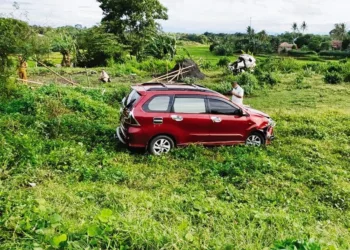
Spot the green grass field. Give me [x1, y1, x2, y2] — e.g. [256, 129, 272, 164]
[1, 45, 350, 249]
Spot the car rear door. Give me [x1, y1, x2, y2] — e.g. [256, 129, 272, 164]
[207, 97, 251, 143]
[168, 95, 212, 145]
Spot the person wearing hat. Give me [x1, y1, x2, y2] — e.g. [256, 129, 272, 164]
[231, 81, 244, 105]
[99, 69, 111, 83]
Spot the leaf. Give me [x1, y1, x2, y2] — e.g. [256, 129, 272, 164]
[185, 232, 194, 242]
[98, 208, 113, 223]
[87, 225, 101, 237]
[50, 213, 62, 224]
[52, 234, 67, 248]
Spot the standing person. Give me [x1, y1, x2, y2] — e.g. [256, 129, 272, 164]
[18, 56, 28, 83]
[231, 81, 244, 105]
[99, 69, 111, 83]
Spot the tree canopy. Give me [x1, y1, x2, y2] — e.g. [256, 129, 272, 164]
[97, 0, 168, 59]
[0, 18, 32, 72]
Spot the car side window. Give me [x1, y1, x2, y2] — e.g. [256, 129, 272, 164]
[209, 98, 238, 115]
[173, 97, 206, 114]
[144, 96, 171, 112]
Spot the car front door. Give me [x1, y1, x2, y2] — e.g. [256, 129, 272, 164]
[168, 95, 212, 145]
[208, 97, 251, 144]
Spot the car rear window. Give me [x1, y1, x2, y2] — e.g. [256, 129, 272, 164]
[173, 97, 206, 114]
[124, 89, 141, 109]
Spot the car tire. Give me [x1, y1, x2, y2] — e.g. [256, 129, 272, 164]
[245, 132, 265, 147]
[148, 135, 175, 155]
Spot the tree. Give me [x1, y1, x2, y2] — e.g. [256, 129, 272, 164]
[49, 31, 77, 67]
[300, 21, 308, 33]
[77, 25, 124, 67]
[97, 0, 168, 60]
[292, 22, 299, 33]
[145, 33, 176, 59]
[0, 18, 32, 74]
[257, 30, 268, 42]
[330, 23, 348, 41]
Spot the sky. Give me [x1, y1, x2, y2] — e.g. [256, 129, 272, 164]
[0, 0, 349, 34]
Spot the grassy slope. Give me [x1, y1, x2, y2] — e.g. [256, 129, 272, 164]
[1, 46, 350, 249]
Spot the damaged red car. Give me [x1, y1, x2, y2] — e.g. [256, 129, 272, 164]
[116, 83, 275, 155]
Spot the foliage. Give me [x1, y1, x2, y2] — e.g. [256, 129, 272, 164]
[97, 0, 168, 60]
[144, 33, 177, 60]
[287, 50, 317, 57]
[272, 239, 321, 250]
[0, 18, 31, 73]
[329, 23, 348, 41]
[77, 25, 124, 67]
[49, 30, 78, 67]
[217, 57, 230, 67]
[233, 72, 259, 95]
[324, 71, 343, 84]
[319, 51, 350, 58]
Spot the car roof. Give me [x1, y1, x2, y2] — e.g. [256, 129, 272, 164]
[132, 83, 223, 97]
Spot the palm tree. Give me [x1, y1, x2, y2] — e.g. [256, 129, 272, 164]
[247, 26, 255, 37]
[292, 22, 299, 33]
[300, 21, 307, 33]
[330, 23, 348, 41]
[257, 30, 268, 42]
[291, 22, 299, 43]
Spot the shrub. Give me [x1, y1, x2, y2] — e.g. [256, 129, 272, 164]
[327, 63, 343, 73]
[199, 60, 215, 70]
[213, 44, 234, 56]
[217, 57, 230, 67]
[287, 50, 317, 57]
[302, 63, 326, 74]
[344, 72, 350, 82]
[261, 72, 280, 86]
[324, 72, 343, 84]
[319, 51, 350, 58]
[272, 239, 321, 250]
[234, 72, 259, 95]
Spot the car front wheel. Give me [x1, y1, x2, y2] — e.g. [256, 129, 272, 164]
[246, 132, 265, 147]
[149, 135, 175, 155]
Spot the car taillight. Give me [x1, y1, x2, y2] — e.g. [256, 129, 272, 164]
[126, 109, 140, 126]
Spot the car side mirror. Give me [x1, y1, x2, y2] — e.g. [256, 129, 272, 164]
[234, 109, 248, 116]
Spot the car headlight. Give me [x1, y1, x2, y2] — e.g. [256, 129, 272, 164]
[268, 118, 276, 127]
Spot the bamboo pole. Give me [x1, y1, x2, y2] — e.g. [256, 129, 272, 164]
[149, 65, 194, 82]
[16, 78, 44, 85]
[36, 60, 77, 85]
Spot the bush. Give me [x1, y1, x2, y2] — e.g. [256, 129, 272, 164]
[324, 72, 343, 84]
[327, 63, 343, 73]
[302, 63, 326, 74]
[217, 57, 230, 67]
[261, 72, 280, 86]
[213, 44, 234, 56]
[319, 51, 350, 58]
[344, 72, 350, 82]
[234, 72, 259, 95]
[288, 50, 318, 57]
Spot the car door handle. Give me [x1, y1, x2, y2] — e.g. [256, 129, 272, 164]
[211, 116, 222, 123]
[153, 117, 163, 124]
[171, 115, 183, 122]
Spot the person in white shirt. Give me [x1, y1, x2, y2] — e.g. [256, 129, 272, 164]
[231, 81, 244, 105]
[99, 69, 111, 83]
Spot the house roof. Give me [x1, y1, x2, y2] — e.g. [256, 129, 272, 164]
[279, 42, 294, 48]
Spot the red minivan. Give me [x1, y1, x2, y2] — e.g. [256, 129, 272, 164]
[116, 83, 275, 155]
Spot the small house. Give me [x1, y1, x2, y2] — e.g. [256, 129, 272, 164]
[331, 40, 342, 50]
[278, 42, 295, 53]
